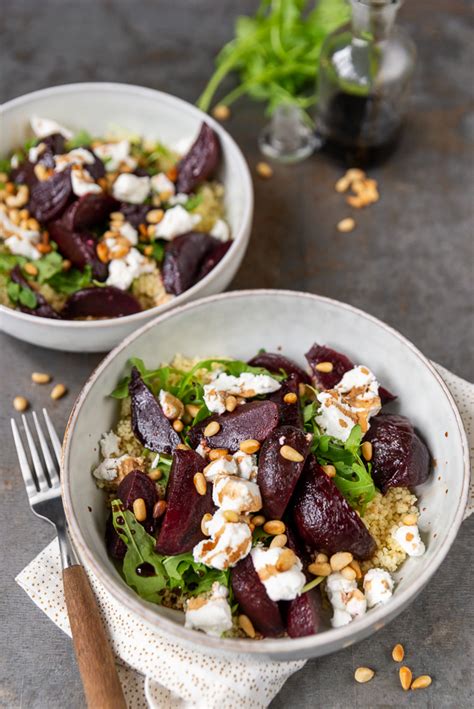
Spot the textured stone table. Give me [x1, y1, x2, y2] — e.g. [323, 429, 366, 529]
[0, 1, 473, 707]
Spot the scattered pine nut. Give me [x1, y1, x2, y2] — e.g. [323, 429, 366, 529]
[340, 566, 357, 581]
[240, 439, 261, 454]
[152, 500, 167, 519]
[330, 551, 353, 572]
[225, 395, 238, 412]
[337, 217, 356, 233]
[280, 445, 304, 462]
[269, 534, 287, 549]
[283, 392, 298, 404]
[315, 552, 328, 563]
[315, 361, 333, 373]
[148, 469, 162, 481]
[256, 161, 273, 179]
[251, 515, 266, 527]
[212, 104, 231, 121]
[392, 643, 405, 662]
[24, 263, 38, 276]
[322, 464, 336, 478]
[13, 396, 29, 412]
[402, 513, 418, 526]
[146, 209, 164, 224]
[208, 448, 228, 460]
[238, 614, 256, 638]
[354, 667, 375, 684]
[263, 519, 286, 536]
[133, 498, 147, 522]
[31, 372, 51, 384]
[201, 513, 213, 535]
[223, 510, 239, 523]
[204, 420, 221, 437]
[176, 443, 190, 450]
[50, 383, 67, 400]
[411, 675, 432, 690]
[172, 419, 184, 432]
[185, 403, 201, 419]
[308, 561, 331, 577]
[399, 666, 413, 691]
[276, 548, 297, 572]
[349, 559, 362, 579]
[193, 472, 207, 496]
[335, 176, 350, 193]
[361, 441, 373, 461]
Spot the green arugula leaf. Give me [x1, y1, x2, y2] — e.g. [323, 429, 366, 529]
[0, 158, 11, 172]
[0, 252, 27, 273]
[47, 265, 93, 294]
[183, 194, 203, 212]
[6, 281, 20, 303]
[18, 287, 38, 309]
[66, 130, 93, 150]
[34, 251, 64, 283]
[163, 553, 230, 597]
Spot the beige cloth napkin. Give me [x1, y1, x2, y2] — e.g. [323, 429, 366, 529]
[15, 363, 473, 709]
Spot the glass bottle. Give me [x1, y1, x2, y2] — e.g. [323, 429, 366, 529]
[315, 0, 416, 165]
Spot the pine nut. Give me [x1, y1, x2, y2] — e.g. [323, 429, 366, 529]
[337, 217, 356, 233]
[349, 559, 362, 579]
[133, 498, 147, 522]
[212, 104, 231, 121]
[308, 561, 331, 577]
[201, 512, 213, 535]
[172, 419, 184, 432]
[176, 443, 190, 450]
[208, 448, 228, 460]
[62, 259, 72, 272]
[31, 372, 51, 384]
[411, 675, 432, 690]
[110, 211, 124, 222]
[146, 209, 164, 224]
[330, 551, 353, 571]
[283, 392, 298, 404]
[24, 263, 38, 276]
[392, 643, 405, 662]
[276, 548, 296, 572]
[315, 553, 328, 563]
[346, 168, 366, 182]
[193, 472, 207, 496]
[50, 383, 67, 400]
[185, 403, 201, 418]
[361, 441, 373, 461]
[97, 242, 109, 263]
[322, 464, 336, 478]
[354, 667, 375, 684]
[225, 395, 237, 412]
[402, 513, 418, 526]
[263, 520, 286, 536]
[315, 361, 334, 373]
[27, 218, 40, 231]
[340, 566, 357, 580]
[256, 161, 273, 179]
[335, 176, 350, 193]
[204, 420, 220, 437]
[280, 445, 304, 462]
[13, 396, 29, 412]
[298, 382, 306, 397]
[148, 469, 162, 481]
[239, 439, 260, 454]
[223, 510, 239, 523]
[251, 515, 266, 527]
[152, 500, 167, 519]
[399, 666, 413, 691]
[269, 534, 287, 549]
[238, 614, 256, 638]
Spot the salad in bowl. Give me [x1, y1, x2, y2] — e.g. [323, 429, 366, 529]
[92, 343, 431, 640]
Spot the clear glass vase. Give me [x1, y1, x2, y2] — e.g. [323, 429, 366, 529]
[315, 0, 416, 165]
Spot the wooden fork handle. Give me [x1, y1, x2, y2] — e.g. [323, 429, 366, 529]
[63, 565, 127, 709]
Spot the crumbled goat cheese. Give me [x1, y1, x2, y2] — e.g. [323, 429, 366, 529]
[193, 509, 252, 570]
[154, 205, 201, 241]
[99, 430, 121, 458]
[28, 143, 46, 163]
[210, 219, 230, 242]
[92, 454, 131, 481]
[54, 148, 96, 172]
[151, 172, 176, 197]
[184, 582, 232, 637]
[1, 211, 41, 260]
[106, 247, 155, 290]
[168, 193, 189, 206]
[112, 174, 151, 204]
[71, 168, 102, 197]
[250, 546, 306, 602]
[30, 116, 73, 140]
[232, 451, 258, 481]
[326, 572, 367, 627]
[118, 222, 138, 245]
[363, 568, 394, 607]
[93, 140, 136, 172]
[203, 456, 238, 482]
[212, 475, 262, 513]
[10, 154, 19, 169]
[392, 524, 426, 557]
[203, 372, 281, 414]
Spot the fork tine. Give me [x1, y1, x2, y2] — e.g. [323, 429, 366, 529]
[33, 411, 60, 489]
[11, 419, 38, 499]
[21, 414, 49, 492]
[43, 408, 62, 467]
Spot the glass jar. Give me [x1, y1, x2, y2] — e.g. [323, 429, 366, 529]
[315, 0, 416, 165]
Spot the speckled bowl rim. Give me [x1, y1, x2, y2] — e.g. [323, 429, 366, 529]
[0, 82, 253, 328]
[62, 289, 470, 656]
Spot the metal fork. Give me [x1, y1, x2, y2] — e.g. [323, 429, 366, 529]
[12, 410, 126, 709]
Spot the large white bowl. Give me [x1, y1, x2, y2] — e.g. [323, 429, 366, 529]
[62, 290, 469, 660]
[0, 83, 253, 352]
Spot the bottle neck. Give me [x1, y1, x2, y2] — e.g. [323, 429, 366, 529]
[350, 0, 400, 41]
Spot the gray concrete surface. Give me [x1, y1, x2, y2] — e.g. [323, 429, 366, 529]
[0, 0, 473, 707]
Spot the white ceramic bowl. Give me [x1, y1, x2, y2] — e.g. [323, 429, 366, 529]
[62, 290, 469, 660]
[0, 83, 253, 352]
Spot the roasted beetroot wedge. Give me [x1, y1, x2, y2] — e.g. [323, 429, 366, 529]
[269, 375, 302, 428]
[129, 367, 181, 454]
[231, 554, 285, 637]
[197, 240, 232, 280]
[176, 123, 221, 194]
[29, 168, 73, 222]
[155, 449, 213, 554]
[119, 203, 150, 227]
[258, 426, 311, 519]
[188, 400, 279, 453]
[48, 221, 107, 280]
[61, 193, 117, 231]
[62, 286, 141, 319]
[248, 352, 311, 386]
[117, 469, 158, 532]
[364, 413, 431, 493]
[10, 266, 61, 319]
[293, 456, 376, 560]
[162, 232, 217, 296]
[105, 513, 127, 560]
[283, 589, 322, 638]
[41, 132, 67, 156]
[11, 161, 38, 188]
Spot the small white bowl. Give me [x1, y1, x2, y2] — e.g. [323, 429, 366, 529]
[62, 290, 469, 660]
[0, 83, 253, 352]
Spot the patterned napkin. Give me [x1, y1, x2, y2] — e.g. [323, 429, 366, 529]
[15, 364, 473, 709]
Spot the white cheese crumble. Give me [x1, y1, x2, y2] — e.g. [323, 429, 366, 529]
[54, 148, 96, 172]
[93, 140, 136, 172]
[203, 456, 238, 482]
[363, 568, 394, 607]
[10, 154, 19, 169]
[106, 246, 155, 290]
[150, 172, 176, 197]
[210, 218, 230, 242]
[28, 142, 46, 163]
[118, 222, 138, 245]
[184, 582, 232, 637]
[203, 371, 281, 415]
[154, 205, 201, 241]
[392, 525, 426, 557]
[168, 193, 189, 206]
[30, 116, 73, 140]
[99, 430, 121, 458]
[112, 174, 151, 204]
[193, 509, 252, 570]
[92, 454, 131, 481]
[212, 474, 262, 513]
[326, 572, 367, 628]
[70, 168, 102, 197]
[250, 546, 306, 602]
[232, 450, 258, 481]
[1, 211, 41, 260]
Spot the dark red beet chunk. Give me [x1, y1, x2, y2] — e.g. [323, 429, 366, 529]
[48, 220, 107, 280]
[41, 133, 67, 156]
[283, 590, 322, 638]
[10, 266, 61, 319]
[197, 240, 232, 280]
[268, 375, 302, 428]
[62, 286, 141, 319]
[293, 456, 376, 560]
[176, 123, 221, 194]
[231, 554, 285, 638]
[61, 193, 117, 231]
[86, 149, 106, 180]
[258, 426, 311, 519]
[106, 513, 127, 560]
[10, 161, 38, 188]
[364, 413, 431, 493]
[129, 367, 181, 454]
[248, 352, 311, 386]
[155, 449, 213, 554]
[188, 400, 280, 453]
[29, 168, 73, 222]
[162, 232, 218, 296]
[119, 203, 150, 227]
